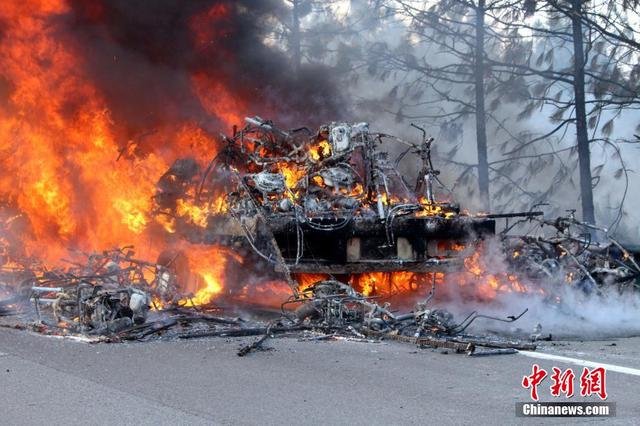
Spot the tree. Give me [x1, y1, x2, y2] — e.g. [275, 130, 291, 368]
[490, 0, 640, 225]
[363, 0, 639, 225]
[366, 0, 527, 211]
[273, 1, 352, 76]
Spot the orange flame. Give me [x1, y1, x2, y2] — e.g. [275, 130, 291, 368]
[309, 140, 331, 161]
[0, 2, 236, 262]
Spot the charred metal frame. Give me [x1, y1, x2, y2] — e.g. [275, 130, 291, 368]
[156, 117, 496, 277]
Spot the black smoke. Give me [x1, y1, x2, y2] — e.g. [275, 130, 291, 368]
[61, 0, 347, 139]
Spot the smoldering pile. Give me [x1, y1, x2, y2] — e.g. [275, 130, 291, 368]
[1, 117, 640, 356]
[0, 217, 638, 356]
[504, 213, 640, 293]
[483, 212, 640, 338]
[0, 245, 534, 356]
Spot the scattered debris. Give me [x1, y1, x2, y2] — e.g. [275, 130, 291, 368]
[238, 321, 277, 357]
[504, 211, 640, 292]
[0, 244, 535, 355]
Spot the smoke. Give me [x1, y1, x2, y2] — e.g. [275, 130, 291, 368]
[61, 0, 347, 139]
[0, 0, 350, 260]
[345, 3, 639, 237]
[479, 285, 640, 338]
[440, 237, 640, 338]
[209, 8, 640, 339]
[1, 1, 637, 338]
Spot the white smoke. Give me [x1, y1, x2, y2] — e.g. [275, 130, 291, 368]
[437, 236, 640, 339]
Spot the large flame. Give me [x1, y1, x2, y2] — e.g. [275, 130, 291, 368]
[0, 1, 535, 309]
[0, 1, 241, 301]
[184, 245, 242, 305]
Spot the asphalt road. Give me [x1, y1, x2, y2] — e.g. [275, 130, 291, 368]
[0, 329, 638, 425]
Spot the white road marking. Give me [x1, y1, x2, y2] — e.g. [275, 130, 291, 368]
[518, 350, 640, 377]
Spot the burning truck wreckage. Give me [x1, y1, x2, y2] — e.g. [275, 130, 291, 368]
[1, 118, 638, 356]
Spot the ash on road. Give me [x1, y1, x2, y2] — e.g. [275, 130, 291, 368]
[0, 329, 638, 425]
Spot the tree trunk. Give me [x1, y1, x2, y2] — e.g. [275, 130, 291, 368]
[571, 0, 596, 224]
[474, 0, 490, 211]
[291, 0, 302, 76]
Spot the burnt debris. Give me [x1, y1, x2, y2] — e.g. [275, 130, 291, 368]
[0, 118, 638, 355]
[503, 211, 640, 293]
[154, 117, 495, 276]
[0, 244, 533, 354]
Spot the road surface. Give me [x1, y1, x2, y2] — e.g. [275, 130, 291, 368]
[0, 328, 638, 425]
